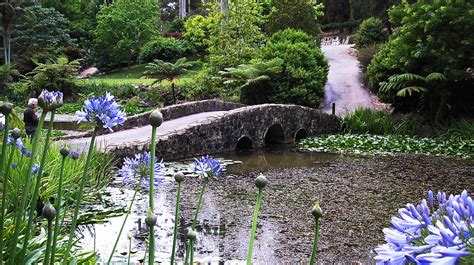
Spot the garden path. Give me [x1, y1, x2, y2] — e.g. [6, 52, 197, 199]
[64, 111, 228, 153]
[321, 44, 374, 116]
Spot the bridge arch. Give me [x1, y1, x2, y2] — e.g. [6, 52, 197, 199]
[236, 136, 254, 150]
[264, 123, 285, 146]
[294, 128, 308, 142]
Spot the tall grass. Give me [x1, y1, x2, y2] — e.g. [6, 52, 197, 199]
[0, 139, 114, 263]
[342, 108, 393, 135]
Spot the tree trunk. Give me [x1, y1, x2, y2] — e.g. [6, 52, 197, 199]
[171, 82, 177, 105]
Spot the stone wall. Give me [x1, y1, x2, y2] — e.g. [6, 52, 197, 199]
[59, 100, 244, 140]
[110, 104, 340, 160]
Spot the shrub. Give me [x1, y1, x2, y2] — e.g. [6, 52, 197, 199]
[357, 44, 379, 74]
[187, 67, 226, 101]
[342, 108, 393, 135]
[183, 15, 219, 51]
[265, 0, 324, 36]
[259, 29, 328, 107]
[353, 17, 386, 48]
[138, 37, 195, 63]
[26, 57, 80, 100]
[366, 1, 474, 117]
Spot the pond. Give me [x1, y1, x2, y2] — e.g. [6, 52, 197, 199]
[78, 150, 474, 264]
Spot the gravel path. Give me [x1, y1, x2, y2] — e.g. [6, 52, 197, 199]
[322, 45, 374, 116]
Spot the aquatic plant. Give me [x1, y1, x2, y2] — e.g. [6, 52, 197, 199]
[171, 172, 184, 264]
[184, 155, 223, 264]
[247, 174, 268, 265]
[63, 92, 126, 263]
[108, 151, 165, 264]
[299, 134, 473, 159]
[375, 190, 474, 264]
[310, 202, 323, 265]
[147, 109, 163, 265]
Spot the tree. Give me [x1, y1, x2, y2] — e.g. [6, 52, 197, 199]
[12, 6, 73, 56]
[142, 57, 195, 104]
[93, 0, 158, 67]
[0, 63, 23, 92]
[219, 58, 283, 105]
[266, 0, 324, 36]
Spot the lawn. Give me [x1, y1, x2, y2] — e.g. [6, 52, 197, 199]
[81, 59, 202, 85]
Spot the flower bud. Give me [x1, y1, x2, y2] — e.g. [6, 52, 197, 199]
[145, 209, 157, 228]
[37, 93, 48, 110]
[42, 202, 56, 222]
[149, 109, 163, 127]
[0, 102, 12, 115]
[311, 202, 323, 220]
[174, 172, 184, 183]
[187, 228, 197, 241]
[60, 146, 70, 157]
[255, 174, 268, 189]
[11, 128, 21, 139]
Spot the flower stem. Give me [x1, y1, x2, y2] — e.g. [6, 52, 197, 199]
[107, 186, 139, 265]
[127, 236, 132, 265]
[8, 111, 47, 265]
[170, 181, 182, 264]
[0, 114, 10, 263]
[189, 240, 194, 264]
[246, 188, 263, 265]
[309, 219, 320, 265]
[21, 111, 56, 261]
[185, 178, 208, 264]
[43, 219, 53, 265]
[0, 145, 14, 262]
[50, 155, 67, 264]
[62, 127, 98, 264]
[148, 125, 157, 265]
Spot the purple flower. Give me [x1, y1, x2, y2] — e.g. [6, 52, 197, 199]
[32, 164, 40, 174]
[11, 163, 17, 169]
[193, 155, 223, 179]
[69, 151, 80, 160]
[76, 92, 126, 131]
[375, 190, 473, 264]
[38, 90, 63, 111]
[118, 152, 164, 189]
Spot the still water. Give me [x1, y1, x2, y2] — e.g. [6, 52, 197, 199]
[79, 150, 342, 264]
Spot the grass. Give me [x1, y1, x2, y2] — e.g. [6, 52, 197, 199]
[81, 60, 202, 86]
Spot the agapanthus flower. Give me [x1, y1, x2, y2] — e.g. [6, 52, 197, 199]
[76, 92, 126, 131]
[32, 164, 40, 174]
[118, 152, 164, 189]
[38, 90, 63, 111]
[69, 151, 80, 160]
[11, 163, 17, 169]
[193, 155, 223, 179]
[375, 190, 473, 264]
[7, 137, 31, 156]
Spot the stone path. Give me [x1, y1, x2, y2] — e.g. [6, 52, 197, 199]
[64, 111, 227, 153]
[321, 44, 374, 116]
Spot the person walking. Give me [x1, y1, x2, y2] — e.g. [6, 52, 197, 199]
[24, 98, 39, 140]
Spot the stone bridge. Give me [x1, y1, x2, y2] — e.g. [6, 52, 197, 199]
[64, 100, 340, 160]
